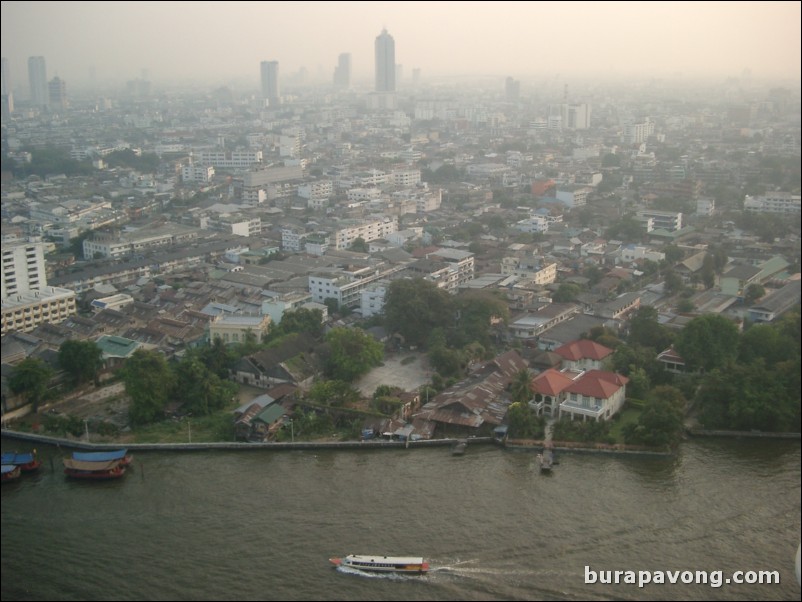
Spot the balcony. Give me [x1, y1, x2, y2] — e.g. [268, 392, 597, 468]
[559, 400, 606, 420]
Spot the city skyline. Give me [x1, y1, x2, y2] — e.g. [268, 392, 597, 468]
[1, 1, 800, 91]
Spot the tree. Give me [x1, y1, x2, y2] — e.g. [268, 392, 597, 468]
[506, 402, 545, 439]
[663, 245, 684, 265]
[9, 358, 54, 412]
[383, 278, 453, 348]
[58, 340, 104, 386]
[552, 283, 581, 303]
[174, 356, 238, 416]
[122, 349, 174, 425]
[510, 369, 533, 404]
[744, 283, 765, 306]
[349, 237, 369, 253]
[325, 327, 383, 381]
[628, 306, 673, 351]
[675, 314, 739, 372]
[623, 398, 683, 448]
[272, 308, 324, 339]
[307, 379, 361, 407]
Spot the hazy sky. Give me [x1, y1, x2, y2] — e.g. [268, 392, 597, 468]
[2, 1, 800, 89]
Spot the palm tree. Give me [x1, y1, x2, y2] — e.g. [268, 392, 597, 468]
[510, 368, 532, 404]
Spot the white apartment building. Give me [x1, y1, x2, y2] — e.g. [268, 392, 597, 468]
[744, 193, 801, 215]
[555, 187, 591, 209]
[261, 291, 313, 325]
[500, 258, 557, 284]
[309, 264, 404, 308]
[281, 228, 304, 252]
[334, 218, 398, 250]
[83, 225, 199, 260]
[425, 248, 475, 288]
[209, 314, 271, 345]
[298, 180, 333, 200]
[356, 170, 389, 187]
[390, 169, 421, 187]
[359, 282, 389, 317]
[696, 197, 715, 216]
[182, 164, 215, 183]
[637, 210, 683, 232]
[1, 287, 77, 335]
[622, 119, 655, 144]
[515, 215, 550, 234]
[2, 241, 47, 299]
[347, 188, 382, 202]
[197, 150, 263, 170]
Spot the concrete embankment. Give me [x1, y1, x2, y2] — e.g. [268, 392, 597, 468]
[1, 429, 495, 452]
[686, 428, 801, 440]
[504, 438, 674, 457]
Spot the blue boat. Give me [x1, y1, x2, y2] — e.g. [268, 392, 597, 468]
[1, 451, 42, 472]
[72, 449, 132, 466]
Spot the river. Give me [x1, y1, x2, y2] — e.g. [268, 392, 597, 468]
[1, 438, 800, 601]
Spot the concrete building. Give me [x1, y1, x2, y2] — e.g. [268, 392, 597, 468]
[28, 56, 47, 108]
[260, 60, 280, 106]
[1, 287, 77, 335]
[209, 314, 271, 345]
[2, 241, 47, 299]
[375, 28, 396, 92]
[743, 193, 800, 215]
[334, 52, 351, 88]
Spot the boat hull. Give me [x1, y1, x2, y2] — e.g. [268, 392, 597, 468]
[64, 466, 126, 480]
[331, 555, 429, 574]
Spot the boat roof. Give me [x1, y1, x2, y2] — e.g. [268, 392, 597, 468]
[345, 555, 425, 564]
[72, 449, 128, 462]
[2, 465, 19, 474]
[63, 458, 121, 471]
[1, 452, 35, 465]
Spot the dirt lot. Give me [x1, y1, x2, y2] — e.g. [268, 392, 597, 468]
[355, 351, 431, 396]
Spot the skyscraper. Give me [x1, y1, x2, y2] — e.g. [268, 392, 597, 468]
[260, 60, 280, 107]
[333, 53, 351, 89]
[28, 56, 47, 108]
[48, 76, 67, 110]
[1, 57, 13, 116]
[374, 28, 395, 92]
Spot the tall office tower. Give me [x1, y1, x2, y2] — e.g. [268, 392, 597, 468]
[260, 60, 280, 107]
[505, 77, 520, 100]
[28, 56, 48, 107]
[1, 57, 13, 117]
[48, 76, 67, 110]
[412, 68, 421, 85]
[374, 28, 395, 92]
[1, 241, 47, 299]
[333, 53, 351, 88]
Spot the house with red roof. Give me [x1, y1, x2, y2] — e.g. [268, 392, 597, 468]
[553, 339, 614, 371]
[560, 370, 628, 421]
[529, 367, 628, 421]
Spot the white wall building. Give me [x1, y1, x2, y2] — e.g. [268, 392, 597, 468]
[744, 193, 801, 215]
[2, 241, 47, 299]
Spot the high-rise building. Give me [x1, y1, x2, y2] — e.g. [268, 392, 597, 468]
[28, 56, 48, 108]
[333, 53, 351, 89]
[48, 76, 67, 111]
[1, 57, 13, 116]
[1, 241, 47, 298]
[374, 28, 395, 92]
[505, 77, 520, 100]
[260, 60, 280, 107]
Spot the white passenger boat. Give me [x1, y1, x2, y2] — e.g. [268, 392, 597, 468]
[329, 554, 429, 573]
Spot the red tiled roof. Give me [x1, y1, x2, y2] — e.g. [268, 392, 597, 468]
[554, 339, 614, 362]
[565, 370, 628, 399]
[531, 368, 575, 396]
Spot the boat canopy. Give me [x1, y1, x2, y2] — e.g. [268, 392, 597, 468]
[1, 452, 35, 465]
[1, 465, 19, 475]
[72, 449, 128, 462]
[63, 458, 121, 472]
